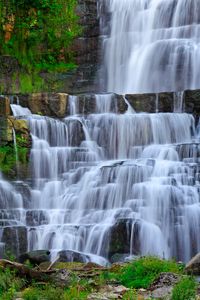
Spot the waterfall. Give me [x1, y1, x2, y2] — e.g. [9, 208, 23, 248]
[12, 128, 19, 177]
[1, 97, 200, 264]
[100, 0, 200, 93]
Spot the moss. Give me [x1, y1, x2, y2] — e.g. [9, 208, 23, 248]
[0, 0, 81, 93]
[0, 132, 30, 176]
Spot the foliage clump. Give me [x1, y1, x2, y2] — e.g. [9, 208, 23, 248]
[172, 277, 197, 300]
[0, 0, 81, 91]
[119, 256, 181, 289]
[0, 266, 26, 299]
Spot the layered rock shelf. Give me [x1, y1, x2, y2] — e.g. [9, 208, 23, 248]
[3, 89, 200, 118]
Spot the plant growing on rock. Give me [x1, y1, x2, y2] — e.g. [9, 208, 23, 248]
[119, 256, 181, 289]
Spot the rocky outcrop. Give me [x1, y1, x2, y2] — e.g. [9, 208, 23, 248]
[185, 252, 200, 275]
[0, 96, 11, 116]
[12, 89, 200, 118]
[18, 93, 68, 117]
[108, 219, 140, 260]
[2, 226, 27, 257]
[58, 250, 90, 263]
[185, 90, 200, 121]
[69, 0, 100, 93]
[18, 250, 51, 265]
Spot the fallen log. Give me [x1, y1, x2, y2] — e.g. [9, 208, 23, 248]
[0, 259, 55, 281]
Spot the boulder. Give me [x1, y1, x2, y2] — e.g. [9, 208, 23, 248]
[185, 252, 200, 275]
[18, 250, 51, 265]
[58, 250, 90, 263]
[87, 285, 129, 300]
[29, 93, 68, 117]
[108, 219, 140, 260]
[18, 93, 68, 117]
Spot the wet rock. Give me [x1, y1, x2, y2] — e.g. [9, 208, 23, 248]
[158, 93, 174, 112]
[110, 253, 133, 264]
[25, 210, 48, 226]
[108, 219, 140, 260]
[185, 89, 200, 121]
[185, 252, 200, 275]
[0, 96, 11, 116]
[67, 93, 127, 115]
[64, 118, 85, 146]
[58, 250, 90, 263]
[2, 226, 27, 256]
[18, 93, 68, 117]
[126, 93, 156, 113]
[18, 250, 51, 265]
[125, 92, 175, 113]
[14, 182, 32, 209]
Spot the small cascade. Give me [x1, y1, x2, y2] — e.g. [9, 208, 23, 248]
[123, 95, 135, 114]
[69, 95, 78, 115]
[12, 128, 19, 177]
[9, 96, 31, 116]
[95, 94, 116, 113]
[11, 105, 31, 117]
[173, 92, 184, 113]
[155, 94, 159, 113]
[100, 0, 200, 93]
[0, 93, 200, 264]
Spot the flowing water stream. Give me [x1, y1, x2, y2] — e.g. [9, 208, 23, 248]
[0, 0, 200, 264]
[99, 0, 200, 93]
[0, 94, 199, 264]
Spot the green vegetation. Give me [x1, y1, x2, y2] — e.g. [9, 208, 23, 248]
[172, 277, 197, 300]
[0, 267, 26, 300]
[114, 256, 182, 289]
[22, 284, 90, 300]
[0, 133, 29, 175]
[0, 0, 81, 91]
[0, 257, 198, 299]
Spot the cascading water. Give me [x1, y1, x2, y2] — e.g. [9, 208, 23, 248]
[99, 0, 200, 93]
[0, 93, 200, 264]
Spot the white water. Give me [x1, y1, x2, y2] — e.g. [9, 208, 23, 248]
[100, 0, 200, 93]
[11, 104, 31, 116]
[0, 95, 200, 264]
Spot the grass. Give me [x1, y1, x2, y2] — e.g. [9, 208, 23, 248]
[0, 267, 26, 300]
[0, 257, 197, 300]
[22, 284, 90, 300]
[118, 256, 182, 289]
[172, 277, 197, 300]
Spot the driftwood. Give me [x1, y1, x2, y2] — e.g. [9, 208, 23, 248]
[0, 259, 56, 281]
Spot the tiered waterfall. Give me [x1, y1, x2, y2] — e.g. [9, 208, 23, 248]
[0, 95, 200, 264]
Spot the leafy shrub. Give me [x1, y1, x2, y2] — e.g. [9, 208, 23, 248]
[120, 256, 181, 289]
[172, 277, 196, 300]
[0, 267, 25, 298]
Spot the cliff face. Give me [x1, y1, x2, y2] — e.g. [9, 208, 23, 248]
[0, 0, 100, 94]
[70, 0, 100, 93]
